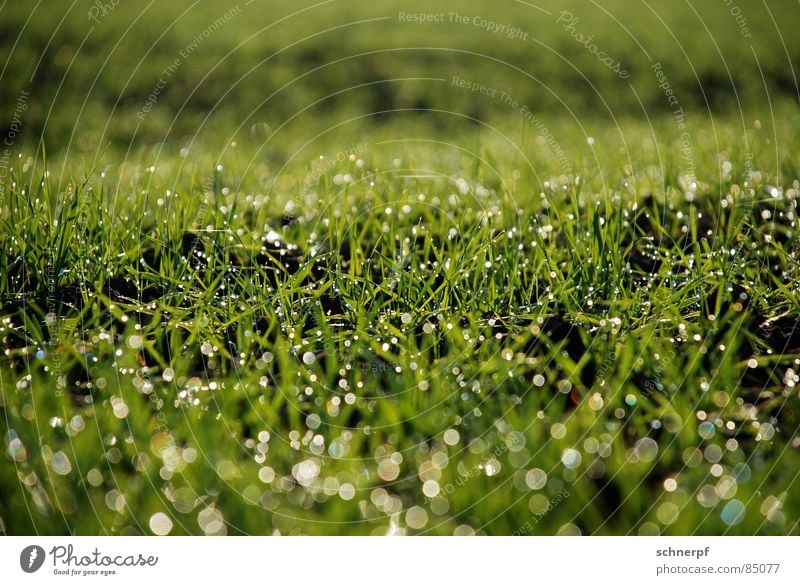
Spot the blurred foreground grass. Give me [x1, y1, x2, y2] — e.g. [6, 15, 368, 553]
[2, 0, 800, 536]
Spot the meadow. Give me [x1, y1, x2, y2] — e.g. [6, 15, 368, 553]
[1, 0, 800, 535]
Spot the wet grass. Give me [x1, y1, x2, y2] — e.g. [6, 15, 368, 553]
[2, 112, 800, 535]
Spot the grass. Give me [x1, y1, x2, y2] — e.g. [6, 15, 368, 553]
[2, 109, 800, 535]
[2, 0, 799, 146]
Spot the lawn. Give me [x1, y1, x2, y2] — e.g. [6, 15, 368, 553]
[2, 0, 800, 536]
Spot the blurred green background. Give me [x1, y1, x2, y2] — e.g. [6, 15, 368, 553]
[1, 0, 798, 155]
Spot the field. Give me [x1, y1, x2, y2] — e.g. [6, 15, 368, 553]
[2, 0, 800, 536]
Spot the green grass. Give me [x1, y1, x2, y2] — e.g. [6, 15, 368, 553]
[2, 0, 798, 147]
[3, 109, 800, 535]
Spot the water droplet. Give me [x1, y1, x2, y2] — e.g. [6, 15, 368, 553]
[338, 483, 355, 500]
[443, 429, 460, 446]
[406, 506, 428, 529]
[634, 438, 658, 462]
[561, 449, 581, 469]
[51, 451, 72, 475]
[525, 468, 547, 490]
[258, 466, 275, 484]
[484, 459, 501, 476]
[149, 512, 173, 535]
[698, 421, 716, 439]
[721, 499, 746, 526]
[422, 480, 439, 498]
[656, 502, 679, 525]
[306, 413, 321, 429]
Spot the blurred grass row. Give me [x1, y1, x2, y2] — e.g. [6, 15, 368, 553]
[1, 0, 799, 151]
